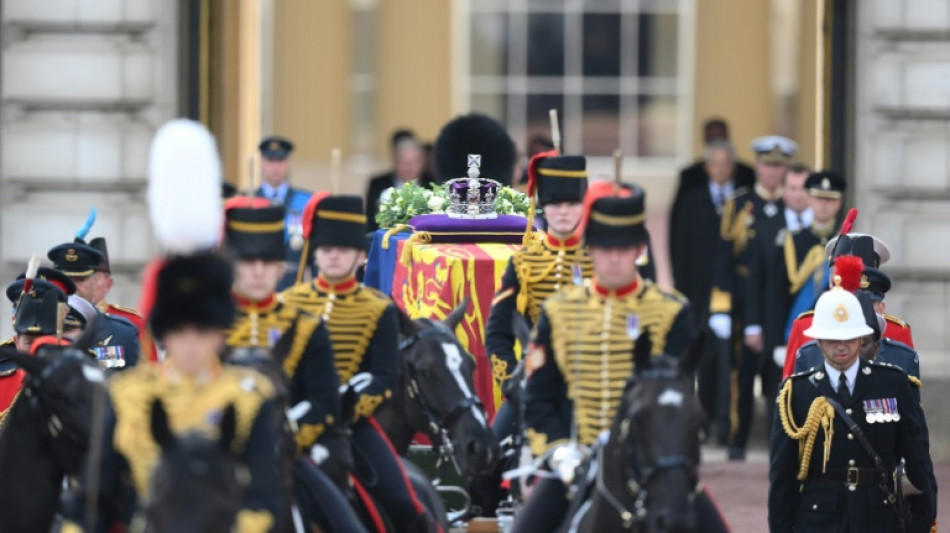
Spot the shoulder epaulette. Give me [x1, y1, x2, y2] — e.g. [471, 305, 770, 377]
[883, 313, 908, 328]
[796, 310, 815, 320]
[870, 360, 908, 374]
[110, 304, 142, 317]
[788, 366, 819, 379]
[908, 375, 922, 389]
[0, 338, 12, 347]
[104, 313, 137, 329]
[881, 337, 915, 352]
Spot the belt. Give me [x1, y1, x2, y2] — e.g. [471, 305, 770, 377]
[813, 467, 887, 488]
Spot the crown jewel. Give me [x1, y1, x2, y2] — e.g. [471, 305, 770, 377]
[446, 154, 500, 219]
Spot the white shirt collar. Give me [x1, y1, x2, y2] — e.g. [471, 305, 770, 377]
[784, 207, 813, 232]
[708, 180, 734, 197]
[824, 357, 860, 394]
[261, 181, 289, 200]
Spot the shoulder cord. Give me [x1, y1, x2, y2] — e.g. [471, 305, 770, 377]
[776, 379, 835, 480]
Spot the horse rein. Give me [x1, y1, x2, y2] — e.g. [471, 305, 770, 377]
[23, 350, 98, 447]
[594, 370, 700, 529]
[398, 320, 484, 478]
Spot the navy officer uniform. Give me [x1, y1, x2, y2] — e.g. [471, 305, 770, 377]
[768, 280, 936, 533]
[255, 136, 314, 290]
[47, 242, 140, 367]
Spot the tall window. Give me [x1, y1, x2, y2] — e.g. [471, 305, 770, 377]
[466, 0, 692, 164]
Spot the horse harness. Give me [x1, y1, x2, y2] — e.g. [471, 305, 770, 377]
[21, 350, 99, 449]
[398, 319, 483, 479]
[593, 368, 699, 530]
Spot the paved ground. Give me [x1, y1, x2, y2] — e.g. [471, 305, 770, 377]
[701, 444, 950, 531]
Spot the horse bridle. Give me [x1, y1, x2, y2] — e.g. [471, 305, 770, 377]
[22, 350, 95, 448]
[594, 368, 699, 529]
[398, 319, 484, 477]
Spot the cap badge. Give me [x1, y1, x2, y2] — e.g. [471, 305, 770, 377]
[269, 140, 281, 151]
[834, 302, 849, 322]
[65, 248, 79, 262]
[821, 178, 830, 189]
[860, 275, 870, 289]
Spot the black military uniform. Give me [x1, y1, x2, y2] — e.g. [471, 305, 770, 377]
[281, 195, 436, 532]
[61, 253, 283, 532]
[47, 243, 141, 366]
[709, 136, 795, 459]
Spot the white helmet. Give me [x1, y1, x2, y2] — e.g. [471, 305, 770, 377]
[804, 276, 874, 341]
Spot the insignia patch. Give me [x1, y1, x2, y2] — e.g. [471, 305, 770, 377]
[268, 328, 282, 347]
[572, 263, 583, 286]
[864, 398, 899, 424]
[814, 371, 825, 380]
[821, 177, 830, 189]
[626, 314, 640, 339]
[269, 140, 281, 151]
[834, 302, 849, 322]
[65, 248, 79, 262]
[862, 366, 871, 375]
[98, 335, 114, 346]
[763, 203, 778, 218]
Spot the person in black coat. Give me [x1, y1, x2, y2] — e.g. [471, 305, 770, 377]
[365, 130, 432, 233]
[768, 285, 935, 533]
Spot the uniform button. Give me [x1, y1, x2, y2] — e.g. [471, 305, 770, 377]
[849, 459, 855, 466]
[553, 284, 560, 291]
[812, 504, 818, 510]
[601, 343, 608, 351]
[555, 273, 562, 279]
[845, 408, 852, 415]
[848, 433, 854, 441]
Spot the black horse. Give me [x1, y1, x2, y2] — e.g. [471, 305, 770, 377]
[145, 399, 242, 533]
[0, 318, 104, 533]
[565, 332, 707, 533]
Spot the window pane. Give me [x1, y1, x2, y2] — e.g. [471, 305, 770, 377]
[471, 93, 508, 124]
[527, 14, 564, 76]
[637, 13, 679, 78]
[527, 0, 564, 8]
[527, 93, 564, 139]
[583, 14, 621, 77]
[470, 13, 508, 77]
[583, 94, 620, 155]
[636, 94, 677, 157]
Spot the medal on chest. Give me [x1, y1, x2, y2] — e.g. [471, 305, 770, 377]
[863, 397, 900, 424]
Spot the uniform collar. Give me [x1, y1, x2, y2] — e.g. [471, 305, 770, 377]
[260, 182, 290, 201]
[232, 291, 278, 313]
[544, 232, 582, 250]
[591, 276, 641, 299]
[823, 356, 860, 394]
[754, 183, 783, 202]
[315, 275, 359, 295]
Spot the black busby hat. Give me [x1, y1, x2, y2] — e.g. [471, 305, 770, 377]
[148, 253, 235, 339]
[805, 171, 846, 199]
[47, 243, 106, 278]
[224, 197, 287, 261]
[6, 267, 75, 307]
[14, 290, 60, 336]
[433, 114, 516, 186]
[532, 155, 588, 206]
[258, 136, 294, 159]
[303, 195, 367, 250]
[862, 267, 891, 302]
[584, 183, 648, 248]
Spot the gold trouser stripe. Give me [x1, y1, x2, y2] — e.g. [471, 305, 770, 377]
[318, 210, 366, 223]
[227, 220, 284, 233]
[589, 211, 645, 226]
[537, 168, 587, 178]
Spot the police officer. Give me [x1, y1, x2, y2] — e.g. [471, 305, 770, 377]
[47, 241, 140, 366]
[281, 195, 440, 533]
[61, 252, 283, 532]
[222, 197, 366, 533]
[513, 183, 727, 533]
[768, 278, 935, 533]
[255, 136, 313, 290]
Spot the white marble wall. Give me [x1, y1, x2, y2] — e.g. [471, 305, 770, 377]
[0, 0, 178, 338]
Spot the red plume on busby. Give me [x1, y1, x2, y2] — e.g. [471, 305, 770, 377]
[301, 191, 332, 240]
[834, 255, 865, 294]
[525, 149, 559, 199]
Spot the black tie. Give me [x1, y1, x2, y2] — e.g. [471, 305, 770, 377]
[837, 373, 851, 404]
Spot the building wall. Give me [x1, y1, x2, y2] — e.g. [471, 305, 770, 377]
[0, 0, 179, 338]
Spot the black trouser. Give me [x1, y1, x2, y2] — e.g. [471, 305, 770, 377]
[510, 478, 730, 533]
[732, 342, 782, 451]
[351, 418, 440, 533]
[293, 458, 368, 533]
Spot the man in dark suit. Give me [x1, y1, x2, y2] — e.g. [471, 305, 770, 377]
[769, 283, 935, 533]
[365, 129, 430, 233]
[669, 139, 736, 433]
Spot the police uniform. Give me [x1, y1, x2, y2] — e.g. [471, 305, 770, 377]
[511, 185, 728, 533]
[61, 253, 283, 533]
[255, 136, 314, 290]
[709, 135, 796, 459]
[281, 195, 436, 532]
[47, 242, 141, 367]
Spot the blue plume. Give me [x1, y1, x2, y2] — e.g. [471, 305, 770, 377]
[75, 206, 97, 241]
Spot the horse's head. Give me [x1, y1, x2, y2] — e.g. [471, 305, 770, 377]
[146, 399, 243, 533]
[614, 331, 706, 533]
[0, 316, 106, 472]
[397, 299, 498, 476]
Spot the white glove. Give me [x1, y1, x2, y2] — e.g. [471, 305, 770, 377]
[310, 444, 329, 465]
[346, 372, 373, 394]
[708, 313, 732, 340]
[773, 346, 787, 368]
[287, 401, 312, 423]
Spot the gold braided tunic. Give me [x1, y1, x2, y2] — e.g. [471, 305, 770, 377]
[523, 279, 692, 455]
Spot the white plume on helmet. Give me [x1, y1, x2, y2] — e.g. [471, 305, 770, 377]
[147, 119, 223, 254]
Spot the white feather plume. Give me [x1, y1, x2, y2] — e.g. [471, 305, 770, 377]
[147, 119, 223, 255]
[25, 253, 41, 280]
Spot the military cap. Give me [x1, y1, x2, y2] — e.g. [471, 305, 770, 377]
[258, 136, 294, 159]
[531, 154, 588, 207]
[862, 267, 891, 301]
[750, 135, 798, 164]
[64, 294, 96, 330]
[433, 114, 517, 185]
[825, 233, 890, 268]
[805, 171, 846, 199]
[6, 267, 76, 306]
[47, 242, 106, 278]
[14, 290, 60, 336]
[223, 197, 286, 261]
[148, 253, 235, 339]
[303, 195, 367, 250]
[584, 183, 648, 248]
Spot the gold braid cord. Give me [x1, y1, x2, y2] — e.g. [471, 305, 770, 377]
[777, 379, 836, 480]
[515, 254, 558, 315]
